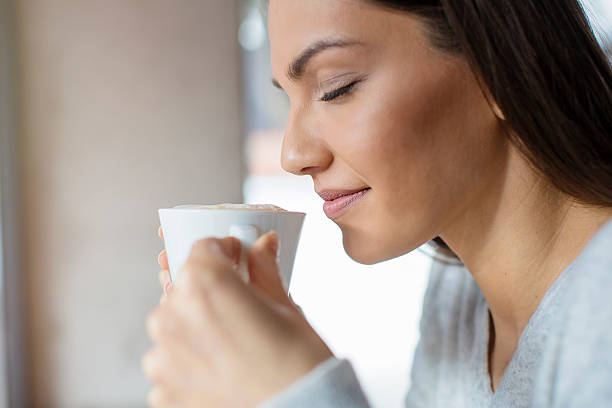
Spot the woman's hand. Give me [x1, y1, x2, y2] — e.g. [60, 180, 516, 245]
[156, 227, 173, 303]
[143, 228, 333, 407]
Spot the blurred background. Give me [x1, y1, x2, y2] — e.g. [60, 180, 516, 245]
[0, 0, 610, 407]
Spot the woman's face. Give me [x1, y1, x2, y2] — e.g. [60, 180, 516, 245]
[269, 0, 508, 264]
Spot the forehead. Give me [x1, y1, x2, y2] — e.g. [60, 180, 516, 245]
[267, 0, 399, 69]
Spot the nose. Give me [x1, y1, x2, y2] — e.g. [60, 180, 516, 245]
[280, 108, 333, 176]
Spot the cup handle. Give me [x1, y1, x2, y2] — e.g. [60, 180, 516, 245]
[228, 224, 260, 284]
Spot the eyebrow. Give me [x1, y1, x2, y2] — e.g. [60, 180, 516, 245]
[271, 38, 361, 89]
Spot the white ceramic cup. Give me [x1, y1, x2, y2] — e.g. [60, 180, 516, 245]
[158, 205, 306, 292]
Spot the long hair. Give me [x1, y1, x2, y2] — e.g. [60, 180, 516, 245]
[368, 0, 612, 262]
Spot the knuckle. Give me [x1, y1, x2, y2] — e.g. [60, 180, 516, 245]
[181, 292, 208, 320]
[180, 263, 201, 289]
[181, 261, 227, 293]
[189, 237, 232, 267]
[192, 237, 218, 255]
[200, 267, 234, 296]
[145, 308, 163, 339]
[147, 387, 165, 408]
[141, 349, 161, 382]
[206, 265, 228, 285]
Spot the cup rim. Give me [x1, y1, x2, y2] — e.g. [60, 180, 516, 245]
[158, 207, 306, 216]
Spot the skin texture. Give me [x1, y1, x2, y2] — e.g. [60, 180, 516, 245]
[144, 0, 612, 402]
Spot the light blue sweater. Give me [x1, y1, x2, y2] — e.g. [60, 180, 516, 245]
[259, 217, 612, 407]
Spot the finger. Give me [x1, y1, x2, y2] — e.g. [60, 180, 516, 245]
[146, 308, 164, 343]
[176, 237, 240, 291]
[158, 250, 169, 270]
[142, 347, 167, 385]
[147, 386, 181, 408]
[144, 313, 216, 389]
[247, 231, 292, 307]
[158, 226, 164, 240]
[158, 269, 171, 290]
[146, 307, 185, 345]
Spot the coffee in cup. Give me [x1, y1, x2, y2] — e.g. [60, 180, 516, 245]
[173, 203, 288, 212]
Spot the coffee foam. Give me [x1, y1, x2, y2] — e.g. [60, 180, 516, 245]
[173, 203, 288, 212]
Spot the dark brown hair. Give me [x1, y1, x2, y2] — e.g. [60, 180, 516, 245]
[368, 0, 612, 262]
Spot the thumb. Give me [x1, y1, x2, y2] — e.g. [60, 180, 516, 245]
[247, 231, 292, 307]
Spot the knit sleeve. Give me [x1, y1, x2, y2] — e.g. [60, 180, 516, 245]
[256, 356, 372, 408]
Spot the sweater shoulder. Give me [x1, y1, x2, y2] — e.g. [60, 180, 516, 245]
[533, 217, 612, 406]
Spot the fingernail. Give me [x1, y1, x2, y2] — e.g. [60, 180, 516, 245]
[164, 282, 173, 294]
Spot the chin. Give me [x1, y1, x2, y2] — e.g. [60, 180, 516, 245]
[341, 233, 390, 265]
[345, 250, 381, 265]
[341, 228, 424, 265]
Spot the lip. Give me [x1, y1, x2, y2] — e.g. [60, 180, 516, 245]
[317, 188, 370, 201]
[320, 187, 371, 220]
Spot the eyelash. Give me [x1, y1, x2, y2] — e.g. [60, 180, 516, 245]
[320, 80, 360, 102]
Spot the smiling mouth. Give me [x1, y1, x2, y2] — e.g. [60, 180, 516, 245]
[321, 187, 371, 219]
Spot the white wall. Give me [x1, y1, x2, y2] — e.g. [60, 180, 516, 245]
[16, 1, 243, 406]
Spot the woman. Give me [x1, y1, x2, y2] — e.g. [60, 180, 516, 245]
[142, 0, 612, 406]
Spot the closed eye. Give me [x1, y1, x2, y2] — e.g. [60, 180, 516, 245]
[320, 81, 360, 102]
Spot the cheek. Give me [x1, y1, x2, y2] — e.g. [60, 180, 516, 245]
[323, 66, 503, 263]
